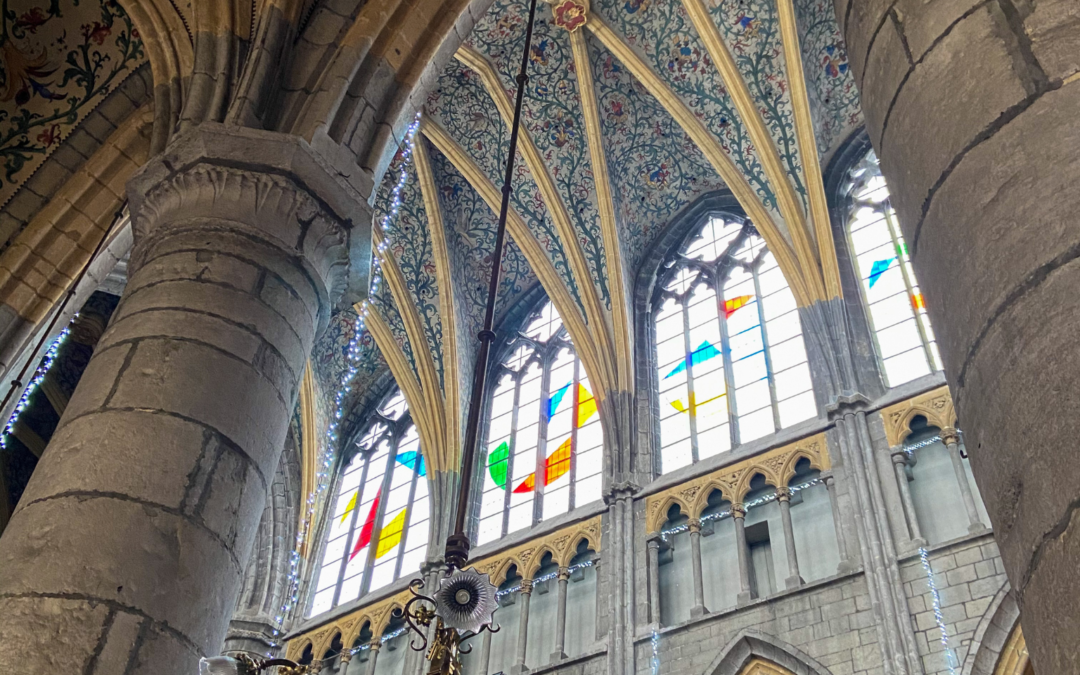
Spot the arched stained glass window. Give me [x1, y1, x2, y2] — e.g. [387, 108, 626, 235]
[846, 151, 941, 387]
[654, 216, 816, 474]
[309, 390, 430, 617]
[475, 300, 603, 546]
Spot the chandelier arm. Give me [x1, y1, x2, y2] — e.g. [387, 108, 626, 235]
[447, 0, 543, 569]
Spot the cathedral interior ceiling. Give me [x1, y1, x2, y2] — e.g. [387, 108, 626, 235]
[317, 0, 864, 461]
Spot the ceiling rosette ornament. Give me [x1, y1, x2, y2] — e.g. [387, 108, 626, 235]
[549, 0, 588, 32]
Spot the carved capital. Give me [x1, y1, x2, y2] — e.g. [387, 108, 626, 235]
[731, 503, 746, 518]
[339, 652, 352, 664]
[128, 123, 374, 313]
[688, 519, 702, 534]
[775, 487, 791, 502]
[940, 426, 960, 447]
[891, 450, 910, 466]
[520, 579, 534, 595]
[558, 567, 571, 582]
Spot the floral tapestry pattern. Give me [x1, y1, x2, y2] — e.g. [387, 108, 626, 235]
[0, 0, 145, 206]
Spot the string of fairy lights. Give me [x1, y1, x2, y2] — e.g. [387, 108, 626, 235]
[658, 477, 823, 541]
[0, 324, 73, 449]
[266, 114, 423, 655]
[919, 547, 958, 674]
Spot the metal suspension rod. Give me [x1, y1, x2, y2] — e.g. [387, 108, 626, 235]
[445, 0, 541, 570]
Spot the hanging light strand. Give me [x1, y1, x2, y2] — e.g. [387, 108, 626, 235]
[0, 323, 74, 449]
[919, 546, 958, 674]
[267, 114, 422, 655]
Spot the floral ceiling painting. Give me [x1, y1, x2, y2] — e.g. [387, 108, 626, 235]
[0, 0, 145, 206]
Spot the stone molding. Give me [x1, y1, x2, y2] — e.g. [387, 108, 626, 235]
[644, 432, 831, 534]
[471, 515, 603, 585]
[285, 586, 414, 662]
[879, 385, 956, 447]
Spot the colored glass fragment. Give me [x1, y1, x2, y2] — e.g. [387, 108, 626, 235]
[911, 293, 925, 311]
[375, 509, 408, 559]
[665, 341, 722, 379]
[340, 490, 358, 524]
[513, 474, 536, 493]
[350, 490, 381, 561]
[395, 450, 426, 476]
[545, 437, 572, 485]
[547, 383, 571, 419]
[488, 441, 510, 488]
[723, 294, 753, 318]
[577, 383, 597, 425]
[868, 258, 895, 287]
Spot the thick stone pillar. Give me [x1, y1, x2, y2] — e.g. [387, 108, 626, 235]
[835, 0, 1080, 669]
[0, 123, 370, 675]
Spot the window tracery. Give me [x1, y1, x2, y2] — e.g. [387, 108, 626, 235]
[309, 390, 430, 617]
[653, 216, 816, 474]
[846, 151, 941, 386]
[475, 299, 604, 546]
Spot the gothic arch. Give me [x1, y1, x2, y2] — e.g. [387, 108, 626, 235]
[962, 582, 1027, 675]
[703, 630, 833, 675]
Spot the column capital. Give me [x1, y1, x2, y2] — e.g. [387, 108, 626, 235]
[557, 566, 571, 581]
[369, 641, 382, 652]
[339, 651, 352, 664]
[825, 392, 872, 420]
[127, 123, 374, 315]
[891, 450, 911, 465]
[688, 518, 702, 533]
[776, 486, 792, 502]
[940, 426, 960, 447]
[731, 503, 746, 518]
[520, 579, 533, 594]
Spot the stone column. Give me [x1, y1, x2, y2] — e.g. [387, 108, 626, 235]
[823, 473, 852, 572]
[339, 651, 352, 675]
[364, 643, 381, 675]
[890, 451, 926, 547]
[512, 580, 533, 675]
[687, 519, 706, 617]
[777, 488, 803, 589]
[551, 566, 570, 661]
[732, 504, 753, 605]
[646, 536, 662, 626]
[478, 625, 493, 675]
[829, 398, 922, 675]
[836, 1, 1080, 669]
[940, 427, 986, 534]
[0, 123, 369, 675]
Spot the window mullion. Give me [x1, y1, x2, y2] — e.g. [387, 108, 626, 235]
[751, 265, 782, 429]
[331, 453, 370, 609]
[392, 443, 422, 582]
[680, 295, 700, 464]
[360, 436, 399, 598]
[503, 374, 523, 538]
[881, 199, 936, 370]
[716, 281, 741, 447]
[534, 355, 553, 525]
[568, 354, 581, 510]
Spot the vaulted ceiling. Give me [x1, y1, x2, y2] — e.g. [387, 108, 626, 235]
[317, 0, 864, 467]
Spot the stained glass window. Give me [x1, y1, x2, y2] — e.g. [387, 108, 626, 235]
[308, 390, 430, 617]
[846, 151, 941, 386]
[475, 300, 604, 546]
[654, 217, 816, 474]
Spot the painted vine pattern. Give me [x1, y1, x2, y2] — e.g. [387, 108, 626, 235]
[0, 0, 144, 204]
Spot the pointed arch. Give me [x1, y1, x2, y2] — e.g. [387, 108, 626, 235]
[962, 582, 1025, 675]
[703, 629, 833, 675]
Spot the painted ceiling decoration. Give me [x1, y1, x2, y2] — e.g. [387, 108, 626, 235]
[298, 0, 862, 479]
[0, 0, 145, 206]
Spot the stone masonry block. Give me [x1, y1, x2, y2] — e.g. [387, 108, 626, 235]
[107, 338, 290, 477]
[893, 0, 985, 60]
[58, 342, 133, 422]
[20, 409, 208, 511]
[845, 0, 898, 84]
[91, 610, 145, 675]
[878, 6, 1028, 240]
[861, 14, 911, 148]
[1025, 0, 1080, 81]
[130, 249, 261, 295]
[102, 309, 265, 373]
[125, 621, 203, 675]
[916, 80, 1080, 387]
[946, 564, 978, 586]
[0, 496, 241, 653]
[0, 595, 111, 675]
